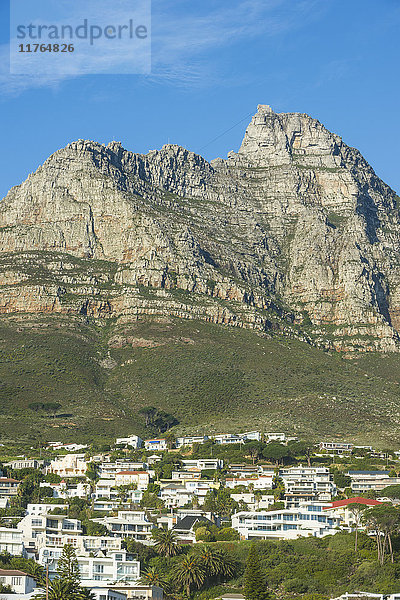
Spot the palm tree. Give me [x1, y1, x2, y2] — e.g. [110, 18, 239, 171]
[33, 578, 81, 600]
[195, 545, 235, 579]
[152, 528, 181, 557]
[175, 555, 206, 596]
[140, 566, 167, 588]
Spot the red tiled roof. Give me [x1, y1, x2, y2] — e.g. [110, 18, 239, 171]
[323, 497, 382, 509]
[0, 569, 29, 576]
[0, 478, 20, 483]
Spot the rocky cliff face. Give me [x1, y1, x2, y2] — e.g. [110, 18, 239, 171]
[1, 104, 399, 352]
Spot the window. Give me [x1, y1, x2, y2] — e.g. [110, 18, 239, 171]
[94, 565, 104, 573]
[46, 519, 59, 529]
[32, 519, 42, 526]
[12, 577, 22, 586]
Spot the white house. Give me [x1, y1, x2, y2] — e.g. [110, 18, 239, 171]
[85, 587, 127, 600]
[115, 435, 143, 449]
[347, 471, 400, 492]
[39, 549, 140, 586]
[225, 475, 273, 490]
[0, 528, 24, 555]
[212, 432, 261, 445]
[115, 471, 150, 490]
[26, 503, 66, 516]
[46, 454, 88, 477]
[0, 569, 36, 594]
[181, 459, 223, 471]
[319, 442, 353, 455]
[99, 462, 147, 479]
[92, 511, 154, 544]
[19, 513, 82, 551]
[232, 503, 341, 540]
[280, 466, 336, 503]
[111, 584, 164, 600]
[175, 435, 209, 448]
[144, 439, 168, 451]
[160, 483, 193, 509]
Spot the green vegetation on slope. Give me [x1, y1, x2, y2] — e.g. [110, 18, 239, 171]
[1, 314, 400, 446]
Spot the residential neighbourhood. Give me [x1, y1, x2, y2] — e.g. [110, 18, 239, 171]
[1, 431, 400, 599]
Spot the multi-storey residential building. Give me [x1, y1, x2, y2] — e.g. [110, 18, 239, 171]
[280, 466, 336, 503]
[115, 435, 143, 449]
[184, 480, 219, 504]
[0, 528, 24, 555]
[319, 442, 353, 455]
[212, 432, 261, 445]
[160, 484, 193, 509]
[0, 477, 20, 497]
[232, 503, 341, 540]
[99, 462, 147, 479]
[92, 511, 154, 544]
[225, 475, 274, 490]
[4, 459, 43, 470]
[46, 454, 88, 477]
[39, 549, 140, 586]
[347, 471, 400, 492]
[175, 435, 209, 448]
[37, 534, 122, 555]
[171, 470, 201, 481]
[26, 503, 66, 515]
[39, 481, 91, 499]
[19, 513, 82, 551]
[181, 459, 223, 471]
[115, 471, 150, 490]
[231, 493, 275, 511]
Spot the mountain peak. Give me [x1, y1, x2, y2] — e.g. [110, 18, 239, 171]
[0, 106, 399, 353]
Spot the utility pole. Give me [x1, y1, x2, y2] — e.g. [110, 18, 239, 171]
[46, 564, 49, 600]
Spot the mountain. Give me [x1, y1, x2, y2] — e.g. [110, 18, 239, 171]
[1, 105, 400, 445]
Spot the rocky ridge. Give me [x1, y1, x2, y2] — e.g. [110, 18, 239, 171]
[1, 104, 400, 352]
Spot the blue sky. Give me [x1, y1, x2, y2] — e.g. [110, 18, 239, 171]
[0, 0, 399, 199]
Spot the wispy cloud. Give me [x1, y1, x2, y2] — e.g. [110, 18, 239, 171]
[0, 0, 325, 96]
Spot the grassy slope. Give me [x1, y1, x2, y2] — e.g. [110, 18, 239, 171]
[1, 314, 400, 447]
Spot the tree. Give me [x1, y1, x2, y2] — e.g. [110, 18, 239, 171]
[140, 566, 168, 588]
[333, 471, 352, 489]
[85, 462, 99, 483]
[139, 406, 158, 427]
[363, 504, 400, 564]
[288, 441, 314, 467]
[203, 488, 238, 519]
[165, 431, 176, 450]
[380, 484, 400, 499]
[262, 443, 290, 466]
[348, 503, 367, 552]
[9, 557, 45, 585]
[243, 544, 270, 600]
[194, 545, 235, 580]
[45, 402, 62, 418]
[175, 554, 206, 596]
[33, 578, 81, 600]
[152, 528, 181, 557]
[243, 441, 265, 464]
[56, 544, 81, 591]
